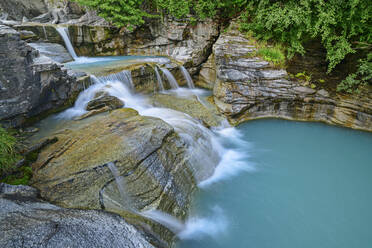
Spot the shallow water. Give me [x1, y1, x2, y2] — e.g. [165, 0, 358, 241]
[65, 55, 170, 75]
[178, 119, 372, 248]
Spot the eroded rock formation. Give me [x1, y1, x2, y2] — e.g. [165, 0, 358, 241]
[209, 21, 372, 131]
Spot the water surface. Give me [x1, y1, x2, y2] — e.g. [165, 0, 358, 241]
[178, 119, 372, 248]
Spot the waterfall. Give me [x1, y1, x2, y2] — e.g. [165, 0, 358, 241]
[56, 27, 78, 60]
[160, 68, 179, 89]
[107, 162, 186, 234]
[154, 67, 165, 91]
[95, 70, 134, 89]
[180, 66, 195, 89]
[42, 26, 48, 40]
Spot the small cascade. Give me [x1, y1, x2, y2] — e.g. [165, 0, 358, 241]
[180, 66, 195, 89]
[107, 162, 136, 212]
[154, 66, 165, 91]
[160, 68, 179, 89]
[107, 162, 186, 234]
[56, 27, 78, 60]
[95, 70, 134, 89]
[42, 26, 48, 40]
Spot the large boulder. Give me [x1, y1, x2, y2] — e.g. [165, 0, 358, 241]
[0, 183, 155, 248]
[212, 20, 372, 131]
[31, 108, 199, 243]
[0, 24, 88, 127]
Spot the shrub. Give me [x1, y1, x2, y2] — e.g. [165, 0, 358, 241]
[0, 127, 20, 176]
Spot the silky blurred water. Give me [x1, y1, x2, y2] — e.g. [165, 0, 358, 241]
[178, 119, 372, 248]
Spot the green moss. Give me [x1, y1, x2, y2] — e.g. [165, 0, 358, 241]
[1, 166, 33, 185]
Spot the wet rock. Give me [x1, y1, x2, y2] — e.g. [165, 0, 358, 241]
[0, 183, 155, 248]
[150, 93, 224, 127]
[86, 95, 124, 111]
[31, 108, 198, 243]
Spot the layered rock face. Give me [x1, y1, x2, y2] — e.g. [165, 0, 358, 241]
[0, 25, 88, 127]
[0, 183, 155, 248]
[211, 21, 372, 131]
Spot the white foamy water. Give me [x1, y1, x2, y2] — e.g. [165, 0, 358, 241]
[180, 66, 195, 89]
[178, 206, 227, 240]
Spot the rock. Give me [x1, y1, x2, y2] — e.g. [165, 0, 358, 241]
[197, 53, 216, 89]
[317, 89, 330, 97]
[150, 93, 224, 127]
[31, 12, 52, 23]
[0, 183, 155, 248]
[75, 106, 111, 120]
[0, 0, 48, 21]
[86, 95, 124, 111]
[19, 30, 36, 40]
[293, 86, 316, 95]
[31, 108, 199, 243]
[28, 42, 73, 63]
[212, 19, 372, 131]
[0, 25, 87, 127]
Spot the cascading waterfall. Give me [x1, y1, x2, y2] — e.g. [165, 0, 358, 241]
[154, 66, 165, 91]
[58, 58, 252, 240]
[180, 66, 195, 89]
[56, 27, 78, 60]
[160, 68, 179, 89]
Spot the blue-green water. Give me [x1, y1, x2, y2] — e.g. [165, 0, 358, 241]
[178, 119, 372, 248]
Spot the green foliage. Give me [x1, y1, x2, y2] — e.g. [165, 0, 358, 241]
[295, 72, 312, 82]
[240, 0, 372, 73]
[257, 46, 285, 67]
[0, 127, 20, 176]
[1, 166, 32, 185]
[71, 0, 155, 30]
[337, 52, 372, 93]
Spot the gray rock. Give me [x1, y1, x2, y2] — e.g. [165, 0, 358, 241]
[293, 86, 316, 95]
[0, 25, 86, 127]
[0, 183, 155, 248]
[0, 0, 48, 21]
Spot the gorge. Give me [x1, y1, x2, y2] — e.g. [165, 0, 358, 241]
[0, 1, 371, 247]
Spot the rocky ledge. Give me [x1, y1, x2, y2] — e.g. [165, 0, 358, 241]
[206, 21, 372, 131]
[0, 183, 155, 248]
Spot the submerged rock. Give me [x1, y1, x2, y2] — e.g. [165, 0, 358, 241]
[0, 183, 155, 248]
